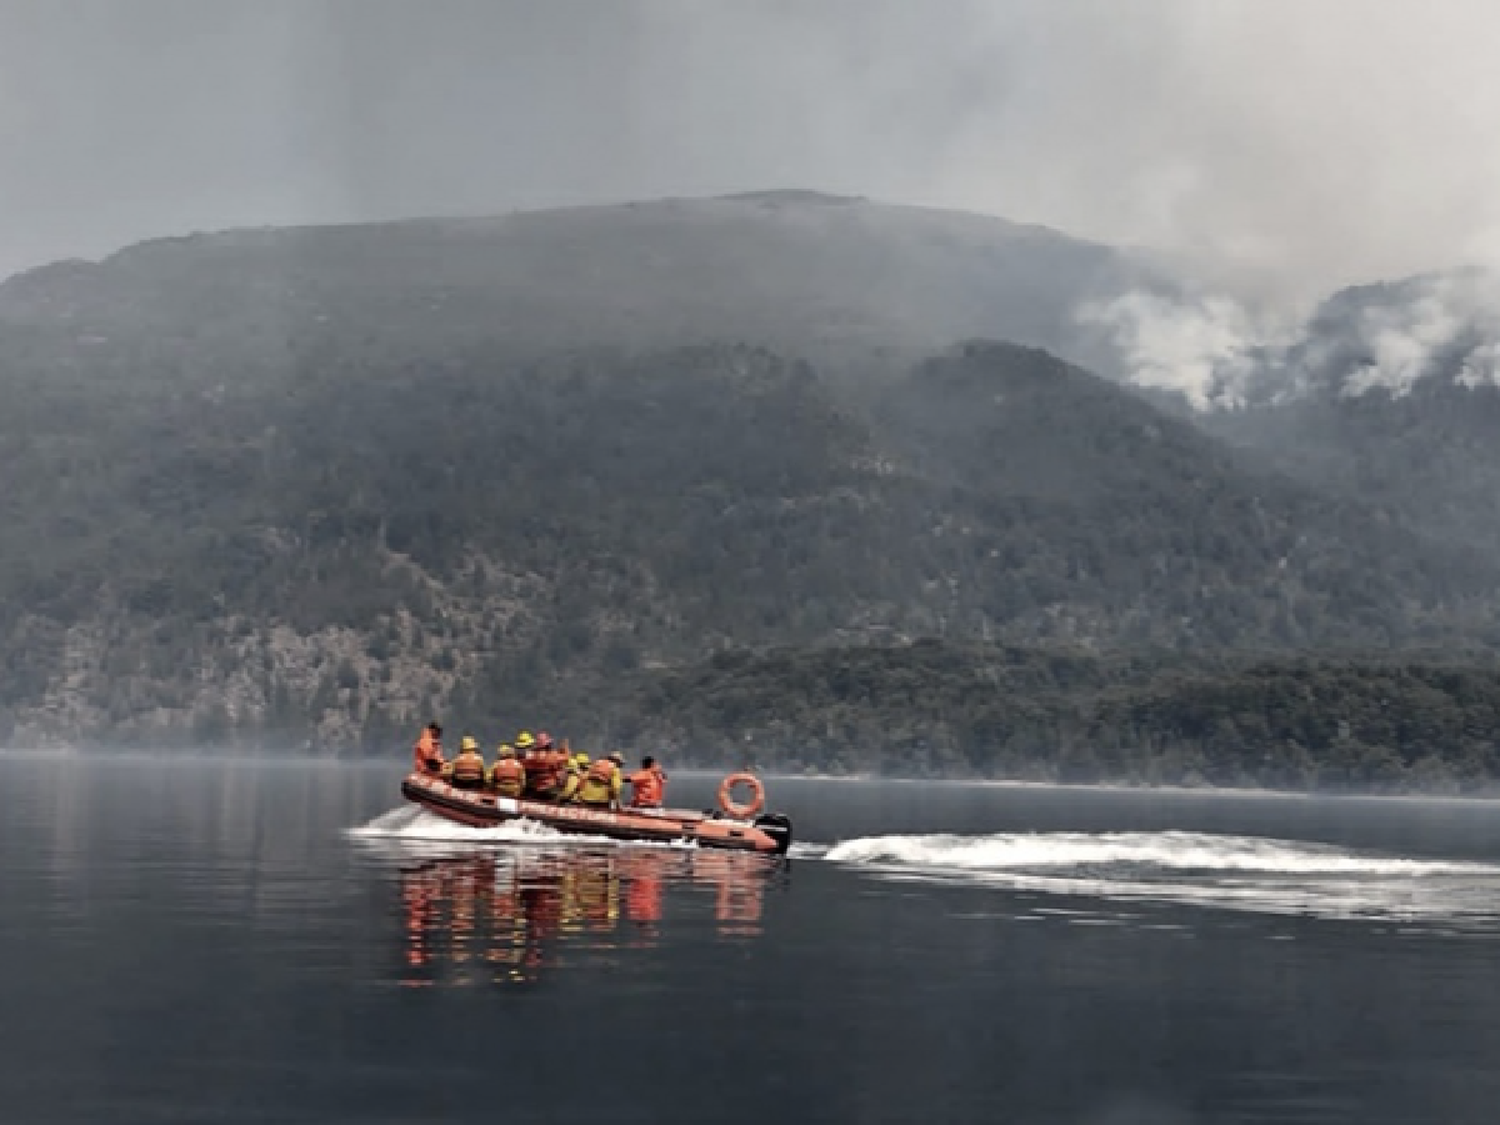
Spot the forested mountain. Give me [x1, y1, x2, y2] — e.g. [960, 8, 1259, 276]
[1200, 270, 1500, 557]
[4, 326, 1499, 757]
[7, 195, 1500, 790]
[0, 190, 1162, 380]
[1209, 380, 1500, 558]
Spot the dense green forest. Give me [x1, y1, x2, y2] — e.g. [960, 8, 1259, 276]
[578, 640, 1500, 794]
[3, 336, 1500, 792]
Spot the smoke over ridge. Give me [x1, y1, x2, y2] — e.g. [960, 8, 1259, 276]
[5, 1, 1500, 405]
[1, 1, 1498, 299]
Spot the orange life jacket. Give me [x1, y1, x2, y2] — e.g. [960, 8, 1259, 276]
[413, 732, 444, 773]
[490, 758, 525, 795]
[629, 766, 666, 807]
[451, 751, 485, 783]
[524, 750, 569, 794]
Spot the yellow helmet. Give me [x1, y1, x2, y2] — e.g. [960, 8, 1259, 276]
[573, 752, 590, 766]
[460, 735, 479, 752]
[515, 730, 536, 749]
[496, 743, 516, 758]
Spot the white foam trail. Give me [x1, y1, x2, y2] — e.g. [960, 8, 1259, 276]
[349, 807, 427, 835]
[822, 830, 1500, 929]
[824, 831, 1489, 877]
[347, 807, 569, 844]
[788, 842, 831, 860]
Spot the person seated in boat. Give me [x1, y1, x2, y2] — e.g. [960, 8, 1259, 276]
[413, 722, 445, 776]
[628, 756, 668, 809]
[515, 729, 540, 787]
[446, 736, 487, 790]
[576, 752, 625, 810]
[518, 730, 569, 800]
[557, 752, 590, 803]
[489, 743, 525, 799]
[518, 729, 558, 755]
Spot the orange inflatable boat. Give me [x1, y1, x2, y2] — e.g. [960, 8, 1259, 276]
[399, 771, 794, 854]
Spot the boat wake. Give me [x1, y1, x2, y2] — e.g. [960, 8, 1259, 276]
[823, 830, 1480, 876]
[818, 830, 1500, 930]
[348, 806, 571, 844]
[348, 809, 1500, 931]
[347, 806, 698, 853]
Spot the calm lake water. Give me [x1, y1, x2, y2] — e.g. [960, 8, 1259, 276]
[6, 753, 1500, 1124]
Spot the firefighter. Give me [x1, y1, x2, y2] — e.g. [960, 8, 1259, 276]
[577, 752, 625, 810]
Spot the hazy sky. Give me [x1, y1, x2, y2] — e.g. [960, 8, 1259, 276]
[3, 0, 1499, 303]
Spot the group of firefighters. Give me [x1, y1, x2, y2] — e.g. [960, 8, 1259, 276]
[411, 723, 668, 811]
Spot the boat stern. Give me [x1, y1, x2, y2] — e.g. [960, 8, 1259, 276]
[753, 812, 794, 855]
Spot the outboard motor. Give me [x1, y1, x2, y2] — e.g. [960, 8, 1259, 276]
[754, 813, 794, 855]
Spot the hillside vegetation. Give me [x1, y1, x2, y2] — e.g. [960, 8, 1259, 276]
[6, 195, 1500, 791]
[5, 332, 1500, 772]
[603, 640, 1500, 793]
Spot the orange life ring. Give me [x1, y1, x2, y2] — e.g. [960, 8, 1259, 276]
[717, 772, 765, 819]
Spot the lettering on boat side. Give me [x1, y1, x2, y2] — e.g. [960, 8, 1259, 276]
[530, 804, 645, 828]
[556, 806, 616, 826]
[413, 779, 677, 832]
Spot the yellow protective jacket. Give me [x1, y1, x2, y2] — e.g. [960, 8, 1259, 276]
[576, 760, 622, 807]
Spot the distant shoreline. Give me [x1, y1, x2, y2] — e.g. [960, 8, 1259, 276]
[5, 748, 1499, 805]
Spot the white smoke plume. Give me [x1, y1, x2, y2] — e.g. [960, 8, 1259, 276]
[1077, 290, 1289, 409]
[920, 0, 1500, 307]
[1341, 272, 1500, 397]
[1086, 271, 1500, 408]
[6, 0, 1500, 299]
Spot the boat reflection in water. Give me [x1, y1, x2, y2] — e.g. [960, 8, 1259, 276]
[390, 845, 786, 988]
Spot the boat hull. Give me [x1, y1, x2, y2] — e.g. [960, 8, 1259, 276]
[400, 772, 793, 854]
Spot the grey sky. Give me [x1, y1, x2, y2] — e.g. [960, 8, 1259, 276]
[2, 0, 1498, 304]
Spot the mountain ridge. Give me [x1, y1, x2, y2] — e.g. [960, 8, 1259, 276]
[6, 192, 1500, 790]
[0, 191, 1173, 383]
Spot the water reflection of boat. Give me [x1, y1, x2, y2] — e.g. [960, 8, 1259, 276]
[400, 770, 793, 853]
[396, 846, 784, 988]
